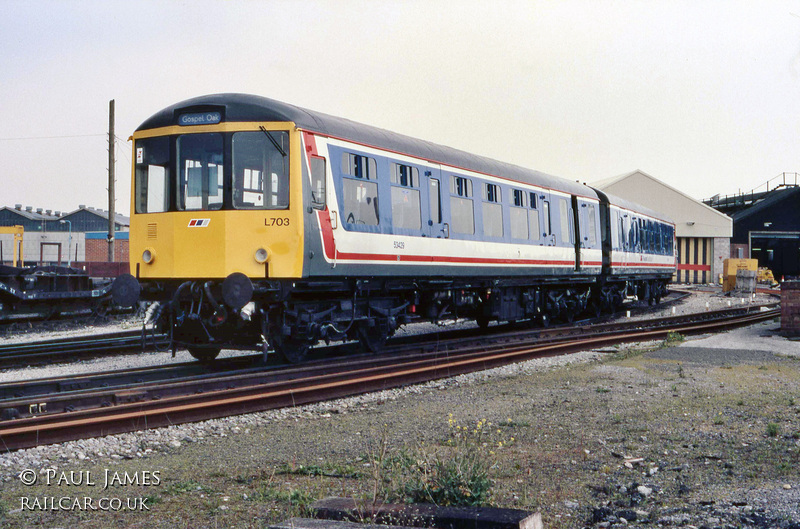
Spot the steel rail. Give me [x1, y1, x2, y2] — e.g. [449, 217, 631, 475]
[0, 302, 773, 410]
[0, 307, 777, 452]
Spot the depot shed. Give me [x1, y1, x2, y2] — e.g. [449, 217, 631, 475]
[593, 170, 732, 284]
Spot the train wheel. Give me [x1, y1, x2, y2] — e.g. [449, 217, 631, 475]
[357, 324, 388, 353]
[273, 336, 310, 364]
[187, 346, 221, 363]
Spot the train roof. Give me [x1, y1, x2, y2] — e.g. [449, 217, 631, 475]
[137, 93, 596, 198]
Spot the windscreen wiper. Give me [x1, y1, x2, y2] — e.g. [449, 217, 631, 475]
[259, 126, 287, 157]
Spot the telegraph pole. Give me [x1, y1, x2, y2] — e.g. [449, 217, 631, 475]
[108, 99, 116, 262]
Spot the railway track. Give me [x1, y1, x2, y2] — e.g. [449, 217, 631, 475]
[0, 303, 778, 451]
[0, 329, 168, 367]
[0, 290, 692, 368]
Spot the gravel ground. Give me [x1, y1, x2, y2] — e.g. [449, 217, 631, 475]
[0, 287, 796, 529]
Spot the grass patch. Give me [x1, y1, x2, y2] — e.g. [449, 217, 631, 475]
[277, 462, 363, 479]
[163, 480, 211, 495]
[766, 422, 780, 437]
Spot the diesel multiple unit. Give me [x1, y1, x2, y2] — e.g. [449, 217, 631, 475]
[112, 94, 676, 362]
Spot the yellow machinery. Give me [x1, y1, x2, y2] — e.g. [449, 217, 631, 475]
[0, 225, 24, 267]
[757, 267, 779, 286]
[721, 258, 758, 292]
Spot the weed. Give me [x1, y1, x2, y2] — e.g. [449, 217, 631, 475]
[737, 399, 745, 406]
[375, 417, 512, 507]
[664, 331, 685, 345]
[249, 484, 317, 516]
[596, 387, 611, 394]
[678, 364, 685, 379]
[712, 413, 725, 425]
[670, 384, 678, 393]
[163, 480, 211, 495]
[500, 418, 531, 428]
[766, 422, 780, 437]
[789, 397, 796, 407]
[277, 462, 362, 479]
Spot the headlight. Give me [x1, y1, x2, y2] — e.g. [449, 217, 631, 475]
[142, 248, 155, 264]
[254, 248, 269, 264]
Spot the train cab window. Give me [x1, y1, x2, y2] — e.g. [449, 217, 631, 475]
[482, 183, 503, 237]
[390, 163, 421, 230]
[510, 189, 528, 240]
[135, 136, 170, 213]
[232, 131, 290, 210]
[342, 152, 379, 226]
[177, 133, 224, 211]
[310, 156, 326, 209]
[450, 175, 474, 235]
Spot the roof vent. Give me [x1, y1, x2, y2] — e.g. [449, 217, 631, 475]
[55, 211, 61, 216]
[36, 208, 43, 214]
[79, 204, 86, 209]
[14, 204, 21, 210]
[45, 210, 52, 216]
[25, 206, 33, 212]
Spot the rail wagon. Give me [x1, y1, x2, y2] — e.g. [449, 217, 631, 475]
[112, 94, 676, 361]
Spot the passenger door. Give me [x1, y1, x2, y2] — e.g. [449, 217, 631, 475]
[426, 168, 447, 238]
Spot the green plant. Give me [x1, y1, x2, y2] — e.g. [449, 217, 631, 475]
[767, 422, 780, 437]
[378, 417, 511, 507]
[664, 331, 685, 345]
[713, 413, 725, 425]
[596, 387, 611, 394]
[164, 480, 210, 495]
[277, 462, 362, 479]
[678, 364, 685, 378]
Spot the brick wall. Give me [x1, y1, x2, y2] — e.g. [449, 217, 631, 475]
[781, 281, 800, 336]
[85, 238, 129, 262]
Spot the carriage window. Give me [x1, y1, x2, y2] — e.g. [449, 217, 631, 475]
[512, 189, 526, 207]
[135, 136, 170, 213]
[542, 201, 551, 236]
[451, 175, 472, 197]
[429, 178, 441, 224]
[586, 204, 597, 247]
[390, 163, 421, 229]
[482, 183, 502, 237]
[343, 179, 379, 225]
[450, 176, 474, 234]
[391, 163, 419, 187]
[310, 156, 326, 209]
[510, 206, 528, 239]
[557, 198, 570, 244]
[178, 133, 224, 211]
[510, 189, 527, 239]
[342, 152, 377, 179]
[232, 131, 289, 210]
[528, 194, 540, 240]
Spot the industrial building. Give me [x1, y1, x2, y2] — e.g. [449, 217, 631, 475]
[705, 173, 800, 280]
[0, 205, 129, 266]
[593, 170, 733, 284]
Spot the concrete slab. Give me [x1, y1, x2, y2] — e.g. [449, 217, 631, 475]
[271, 518, 419, 529]
[311, 497, 542, 529]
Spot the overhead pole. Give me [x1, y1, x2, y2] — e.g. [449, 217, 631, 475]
[108, 99, 116, 262]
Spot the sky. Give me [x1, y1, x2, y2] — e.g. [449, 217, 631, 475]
[1, 0, 799, 216]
